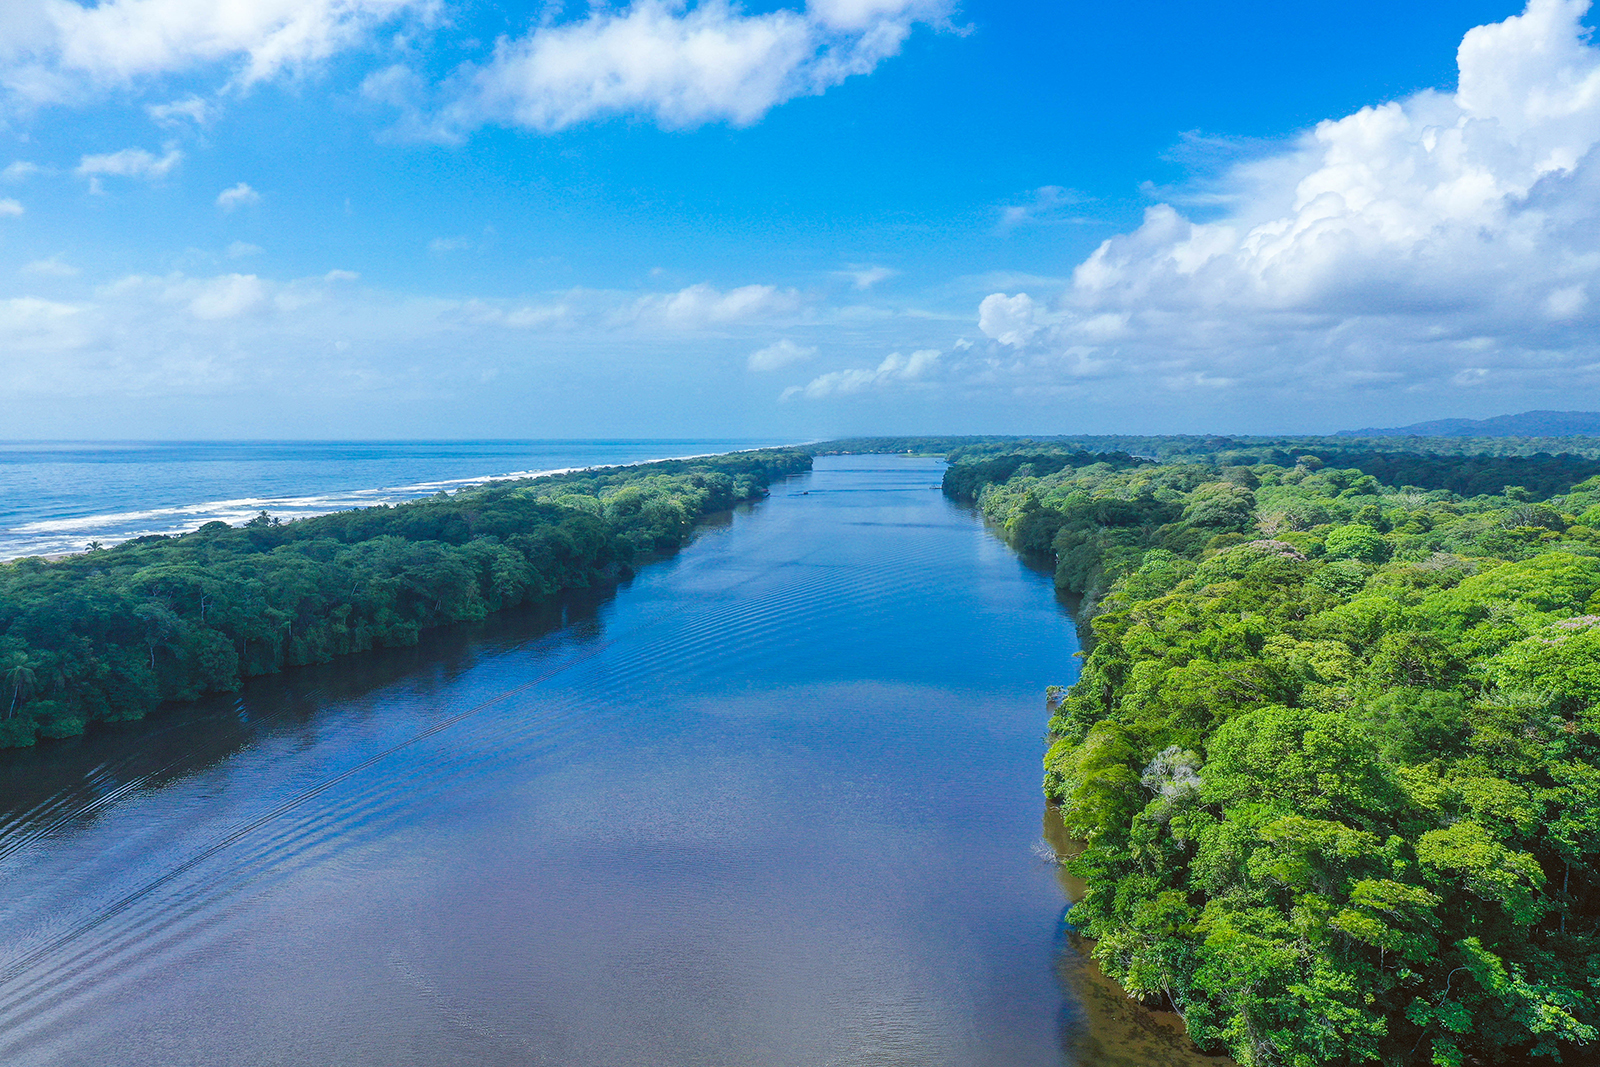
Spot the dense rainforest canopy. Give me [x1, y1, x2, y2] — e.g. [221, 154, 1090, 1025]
[944, 446, 1600, 1066]
[840, 433, 1600, 501]
[828, 431, 1600, 460]
[0, 450, 809, 749]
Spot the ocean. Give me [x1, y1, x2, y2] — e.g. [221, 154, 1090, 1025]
[0, 439, 797, 560]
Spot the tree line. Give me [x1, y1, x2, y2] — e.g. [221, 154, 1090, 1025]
[945, 448, 1600, 1066]
[949, 435, 1600, 464]
[0, 450, 810, 749]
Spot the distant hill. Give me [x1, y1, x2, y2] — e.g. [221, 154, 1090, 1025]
[1339, 410, 1600, 437]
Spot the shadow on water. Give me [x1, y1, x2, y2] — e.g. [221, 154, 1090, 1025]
[0, 495, 775, 823]
[0, 584, 619, 834]
[953, 498, 1084, 622]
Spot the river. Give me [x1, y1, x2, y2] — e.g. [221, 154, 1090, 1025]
[0, 454, 1213, 1066]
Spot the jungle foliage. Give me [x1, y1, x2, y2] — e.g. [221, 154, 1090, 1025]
[828, 433, 1600, 462]
[946, 448, 1600, 1066]
[0, 450, 810, 749]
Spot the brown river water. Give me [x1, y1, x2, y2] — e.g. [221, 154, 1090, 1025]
[0, 455, 1221, 1066]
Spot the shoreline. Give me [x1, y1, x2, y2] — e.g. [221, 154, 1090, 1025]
[1, 444, 804, 564]
[0, 449, 814, 749]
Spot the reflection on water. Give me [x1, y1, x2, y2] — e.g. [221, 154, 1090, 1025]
[0, 456, 1214, 1066]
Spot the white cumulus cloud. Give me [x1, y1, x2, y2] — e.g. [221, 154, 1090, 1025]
[977, 292, 1048, 346]
[781, 347, 939, 399]
[441, 0, 946, 134]
[630, 281, 804, 327]
[183, 272, 268, 319]
[216, 182, 261, 210]
[748, 338, 817, 370]
[978, 0, 1600, 412]
[76, 144, 182, 180]
[0, 269, 391, 404]
[147, 94, 214, 126]
[0, 0, 430, 106]
[0, 295, 86, 353]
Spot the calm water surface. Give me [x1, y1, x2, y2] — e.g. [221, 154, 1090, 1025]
[0, 455, 1210, 1066]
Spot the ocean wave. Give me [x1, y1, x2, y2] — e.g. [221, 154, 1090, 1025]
[0, 442, 791, 562]
[0, 466, 586, 560]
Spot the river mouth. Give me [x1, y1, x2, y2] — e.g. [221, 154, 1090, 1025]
[0, 454, 1208, 1066]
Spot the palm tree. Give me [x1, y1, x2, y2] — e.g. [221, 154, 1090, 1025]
[86, 541, 103, 552]
[4, 655, 36, 720]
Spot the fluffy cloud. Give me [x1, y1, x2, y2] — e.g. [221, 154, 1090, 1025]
[0, 269, 424, 401]
[0, 271, 831, 402]
[2, 0, 938, 136]
[781, 347, 939, 399]
[442, 0, 946, 133]
[0, 198, 22, 217]
[0, 295, 90, 356]
[95, 270, 355, 325]
[748, 338, 816, 370]
[979, 0, 1600, 410]
[183, 273, 268, 319]
[1, 162, 42, 182]
[147, 94, 214, 126]
[629, 281, 804, 328]
[976, 292, 1048, 346]
[216, 181, 260, 209]
[76, 145, 182, 180]
[0, 0, 428, 105]
[0, 257, 972, 435]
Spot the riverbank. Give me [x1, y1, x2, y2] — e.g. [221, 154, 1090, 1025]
[1041, 806, 1230, 1067]
[0, 449, 811, 748]
[945, 443, 1600, 1065]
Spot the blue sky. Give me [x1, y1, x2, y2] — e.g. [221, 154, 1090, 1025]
[0, 0, 1590, 438]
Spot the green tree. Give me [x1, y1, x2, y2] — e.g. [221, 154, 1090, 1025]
[3, 652, 36, 719]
